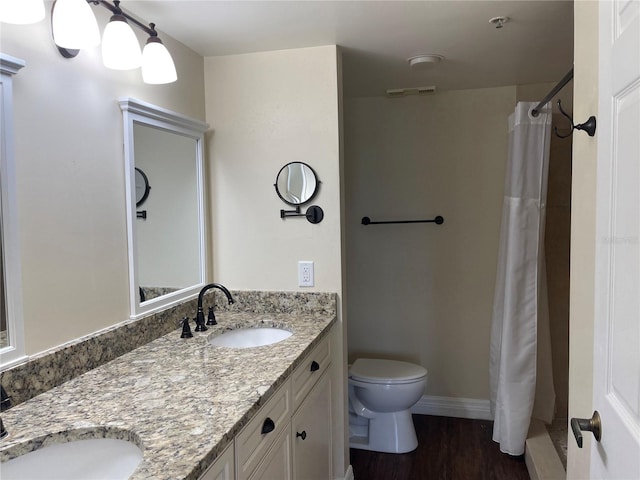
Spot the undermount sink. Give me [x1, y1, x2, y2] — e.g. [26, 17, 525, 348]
[208, 327, 292, 348]
[0, 438, 143, 480]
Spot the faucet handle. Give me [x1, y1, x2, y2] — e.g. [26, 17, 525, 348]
[0, 386, 11, 412]
[206, 306, 217, 326]
[0, 416, 8, 439]
[180, 317, 193, 338]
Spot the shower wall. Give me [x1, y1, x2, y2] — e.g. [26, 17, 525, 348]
[517, 83, 573, 418]
[545, 121, 572, 418]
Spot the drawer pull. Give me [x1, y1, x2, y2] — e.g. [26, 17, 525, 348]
[296, 430, 307, 440]
[261, 417, 275, 435]
[310, 361, 320, 372]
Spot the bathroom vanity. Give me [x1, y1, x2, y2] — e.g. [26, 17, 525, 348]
[205, 329, 333, 480]
[0, 309, 338, 480]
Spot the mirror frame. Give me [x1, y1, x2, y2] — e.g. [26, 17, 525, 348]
[119, 98, 209, 319]
[274, 162, 320, 206]
[0, 54, 26, 368]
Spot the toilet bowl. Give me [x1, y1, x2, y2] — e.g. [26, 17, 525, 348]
[348, 358, 427, 454]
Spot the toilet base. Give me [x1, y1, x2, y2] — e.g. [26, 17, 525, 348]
[349, 409, 418, 454]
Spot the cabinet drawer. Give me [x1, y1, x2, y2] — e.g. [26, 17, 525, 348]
[236, 381, 291, 480]
[291, 334, 331, 409]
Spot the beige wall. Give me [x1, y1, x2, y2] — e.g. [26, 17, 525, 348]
[204, 46, 343, 293]
[568, 1, 599, 478]
[203, 45, 347, 474]
[1, 7, 205, 354]
[344, 86, 515, 400]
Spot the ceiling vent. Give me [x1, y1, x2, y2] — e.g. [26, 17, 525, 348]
[385, 86, 436, 98]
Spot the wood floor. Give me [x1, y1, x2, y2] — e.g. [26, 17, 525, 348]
[349, 415, 530, 480]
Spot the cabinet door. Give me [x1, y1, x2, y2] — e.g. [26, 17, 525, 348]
[198, 443, 235, 480]
[292, 371, 332, 480]
[249, 427, 292, 480]
[236, 381, 291, 480]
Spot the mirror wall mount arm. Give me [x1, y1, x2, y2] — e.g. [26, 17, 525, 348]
[280, 206, 301, 218]
[281, 205, 325, 224]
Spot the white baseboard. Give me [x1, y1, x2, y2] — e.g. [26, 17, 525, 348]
[411, 394, 493, 420]
[343, 464, 354, 480]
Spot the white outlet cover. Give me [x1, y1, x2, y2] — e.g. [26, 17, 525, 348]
[298, 261, 314, 287]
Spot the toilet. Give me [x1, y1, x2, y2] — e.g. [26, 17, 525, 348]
[348, 358, 427, 454]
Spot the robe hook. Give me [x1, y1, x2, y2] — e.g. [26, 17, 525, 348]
[555, 99, 596, 138]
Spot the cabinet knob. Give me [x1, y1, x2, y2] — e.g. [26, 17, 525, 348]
[296, 430, 307, 440]
[310, 361, 320, 372]
[261, 417, 275, 435]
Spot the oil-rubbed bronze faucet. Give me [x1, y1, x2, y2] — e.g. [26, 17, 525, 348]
[194, 283, 234, 331]
[1, 385, 11, 439]
[0, 385, 11, 412]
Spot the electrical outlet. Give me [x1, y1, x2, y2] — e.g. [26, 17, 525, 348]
[298, 261, 314, 287]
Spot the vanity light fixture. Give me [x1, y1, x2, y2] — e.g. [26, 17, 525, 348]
[52, 0, 100, 50]
[0, 0, 45, 24]
[52, 0, 177, 84]
[141, 29, 177, 84]
[101, 4, 141, 70]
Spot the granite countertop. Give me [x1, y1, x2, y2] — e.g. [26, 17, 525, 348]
[0, 311, 336, 479]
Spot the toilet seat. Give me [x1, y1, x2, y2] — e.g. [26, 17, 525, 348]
[349, 358, 427, 385]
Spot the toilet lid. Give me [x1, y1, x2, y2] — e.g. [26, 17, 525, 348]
[349, 358, 427, 384]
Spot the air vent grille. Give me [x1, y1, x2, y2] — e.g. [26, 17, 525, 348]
[385, 86, 436, 98]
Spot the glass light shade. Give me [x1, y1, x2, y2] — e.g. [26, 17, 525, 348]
[51, 0, 100, 49]
[142, 38, 177, 84]
[102, 15, 142, 70]
[0, 0, 45, 24]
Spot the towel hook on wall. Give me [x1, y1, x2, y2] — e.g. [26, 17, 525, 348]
[555, 99, 596, 138]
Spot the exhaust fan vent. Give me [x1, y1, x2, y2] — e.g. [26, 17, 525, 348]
[385, 86, 436, 98]
[417, 86, 437, 95]
[385, 89, 407, 98]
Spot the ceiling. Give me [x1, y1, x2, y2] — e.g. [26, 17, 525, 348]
[124, 1, 574, 98]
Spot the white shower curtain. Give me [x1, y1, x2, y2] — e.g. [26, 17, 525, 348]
[489, 101, 554, 456]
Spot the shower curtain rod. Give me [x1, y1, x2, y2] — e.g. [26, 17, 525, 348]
[531, 68, 574, 117]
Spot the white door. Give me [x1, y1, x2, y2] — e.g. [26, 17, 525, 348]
[590, 0, 640, 478]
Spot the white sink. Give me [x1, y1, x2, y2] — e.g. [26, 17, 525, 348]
[1, 438, 143, 480]
[208, 327, 292, 348]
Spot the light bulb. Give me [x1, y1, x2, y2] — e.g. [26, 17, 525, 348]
[0, 0, 45, 25]
[142, 37, 177, 84]
[102, 14, 142, 70]
[51, 0, 100, 49]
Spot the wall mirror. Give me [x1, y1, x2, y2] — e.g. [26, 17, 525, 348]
[120, 98, 209, 318]
[1, 53, 26, 368]
[274, 162, 320, 206]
